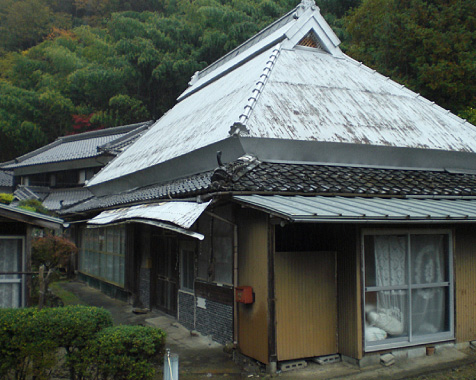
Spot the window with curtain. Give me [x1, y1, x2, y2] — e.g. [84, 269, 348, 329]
[363, 231, 453, 350]
[79, 226, 125, 286]
[0, 238, 23, 308]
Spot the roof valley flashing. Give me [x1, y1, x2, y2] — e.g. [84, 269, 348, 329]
[86, 0, 476, 197]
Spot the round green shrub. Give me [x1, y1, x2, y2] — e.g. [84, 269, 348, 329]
[81, 325, 166, 380]
[0, 308, 57, 379]
[0, 306, 113, 379]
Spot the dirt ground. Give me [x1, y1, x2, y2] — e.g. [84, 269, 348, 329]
[408, 361, 476, 380]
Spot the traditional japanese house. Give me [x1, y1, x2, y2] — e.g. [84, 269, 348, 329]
[0, 203, 64, 308]
[61, 0, 476, 371]
[4, 121, 153, 212]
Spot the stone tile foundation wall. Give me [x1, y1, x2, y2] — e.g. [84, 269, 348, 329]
[178, 291, 233, 345]
[77, 272, 129, 302]
[178, 291, 195, 330]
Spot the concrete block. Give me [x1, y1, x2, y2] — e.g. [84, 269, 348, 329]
[391, 350, 408, 360]
[312, 354, 341, 365]
[435, 342, 455, 353]
[380, 353, 395, 367]
[279, 360, 307, 372]
[358, 354, 380, 368]
[407, 347, 426, 358]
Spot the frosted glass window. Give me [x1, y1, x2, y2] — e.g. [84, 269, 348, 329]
[79, 226, 125, 286]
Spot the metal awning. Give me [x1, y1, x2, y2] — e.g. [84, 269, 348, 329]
[87, 201, 210, 240]
[233, 195, 476, 223]
[0, 203, 66, 229]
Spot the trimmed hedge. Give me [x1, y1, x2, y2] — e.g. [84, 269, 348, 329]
[0, 306, 113, 380]
[79, 325, 166, 380]
[0, 307, 166, 380]
[0, 308, 56, 380]
[40, 306, 114, 379]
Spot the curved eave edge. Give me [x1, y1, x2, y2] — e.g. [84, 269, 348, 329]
[88, 218, 204, 240]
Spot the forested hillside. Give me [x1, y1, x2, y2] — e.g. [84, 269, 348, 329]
[0, 0, 474, 162]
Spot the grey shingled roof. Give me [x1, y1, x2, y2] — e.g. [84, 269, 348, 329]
[61, 172, 212, 214]
[213, 161, 476, 196]
[0, 170, 13, 188]
[97, 121, 154, 155]
[62, 157, 476, 215]
[5, 121, 153, 169]
[42, 188, 94, 211]
[14, 186, 50, 201]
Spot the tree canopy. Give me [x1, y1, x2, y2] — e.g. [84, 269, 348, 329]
[0, 0, 474, 162]
[0, 0, 302, 161]
[344, 0, 476, 118]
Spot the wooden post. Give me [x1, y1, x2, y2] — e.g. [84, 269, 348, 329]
[38, 265, 52, 310]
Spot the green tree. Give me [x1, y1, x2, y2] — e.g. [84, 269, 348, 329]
[0, 0, 53, 52]
[345, 0, 476, 114]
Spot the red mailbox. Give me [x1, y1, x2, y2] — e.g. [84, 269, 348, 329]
[236, 286, 254, 304]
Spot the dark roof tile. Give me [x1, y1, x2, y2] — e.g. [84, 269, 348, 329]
[62, 158, 476, 215]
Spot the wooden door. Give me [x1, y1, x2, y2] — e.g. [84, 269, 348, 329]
[151, 235, 178, 315]
[276, 251, 337, 361]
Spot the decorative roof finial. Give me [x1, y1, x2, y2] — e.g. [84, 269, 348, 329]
[301, 0, 316, 8]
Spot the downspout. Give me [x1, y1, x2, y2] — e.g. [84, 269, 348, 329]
[206, 211, 239, 345]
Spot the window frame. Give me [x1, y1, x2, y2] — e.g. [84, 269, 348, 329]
[362, 228, 454, 352]
[180, 241, 196, 292]
[79, 226, 125, 287]
[0, 236, 25, 308]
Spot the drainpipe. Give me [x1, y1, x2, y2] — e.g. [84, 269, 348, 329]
[206, 211, 239, 345]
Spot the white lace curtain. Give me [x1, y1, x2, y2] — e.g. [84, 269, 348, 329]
[0, 239, 21, 308]
[374, 235, 445, 337]
[374, 235, 407, 336]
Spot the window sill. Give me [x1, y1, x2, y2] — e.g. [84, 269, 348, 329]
[365, 335, 454, 352]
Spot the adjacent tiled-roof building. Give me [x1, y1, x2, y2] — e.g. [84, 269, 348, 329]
[0, 169, 13, 193]
[5, 121, 153, 212]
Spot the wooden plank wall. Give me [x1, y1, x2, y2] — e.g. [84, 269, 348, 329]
[274, 223, 362, 360]
[237, 208, 269, 364]
[275, 251, 337, 360]
[455, 224, 476, 343]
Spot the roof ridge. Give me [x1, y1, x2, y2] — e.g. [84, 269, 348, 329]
[178, 2, 320, 101]
[191, 5, 300, 82]
[229, 45, 282, 137]
[60, 122, 149, 143]
[98, 120, 155, 154]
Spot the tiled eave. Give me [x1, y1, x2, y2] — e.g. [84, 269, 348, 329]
[61, 160, 476, 217]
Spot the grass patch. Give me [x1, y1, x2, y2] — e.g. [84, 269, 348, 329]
[49, 281, 86, 306]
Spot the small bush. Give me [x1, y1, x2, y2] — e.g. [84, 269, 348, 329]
[0, 193, 13, 205]
[18, 199, 51, 215]
[80, 325, 166, 380]
[0, 308, 57, 380]
[0, 306, 113, 380]
[41, 305, 113, 379]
